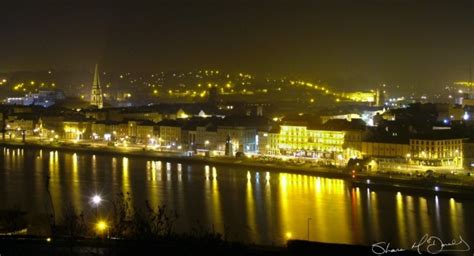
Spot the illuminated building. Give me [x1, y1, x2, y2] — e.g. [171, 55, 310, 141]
[278, 119, 365, 160]
[195, 123, 218, 151]
[128, 120, 156, 143]
[157, 119, 183, 148]
[217, 126, 257, 153]
[4, 114, 41, 136]
[463, 139, 474, 170]
[258, 127, 280, 155]
[5, 90, 65, 108]
[410, 133, 465, 167]
[278, 124, 345, 157]
[341, 91, 376, 104]
[361, 141, 410, 158]
[90, 64, 104, 109]
[63, 121, 91, 140]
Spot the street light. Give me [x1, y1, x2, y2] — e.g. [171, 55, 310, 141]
[91, 194, 102, 218]
[95, 220, 109, 238]
[92, 195, 102, 205]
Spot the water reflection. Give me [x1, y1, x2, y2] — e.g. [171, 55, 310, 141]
[211, 167, 222, 233]
[278, 173, 289, 242]
[147, 161, 159, 207]
[0, 147, 473, 247]
[122, 157, 129, 192]
[71, 153, 82, 211]
[246, 172, 256, 242]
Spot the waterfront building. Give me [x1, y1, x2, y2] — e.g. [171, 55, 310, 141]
[410, 132, 465, 168]
[463, 139, 474, 170]
[278, 119, 365, 160]
[4, 113, 41, 136]
[157, 119, 183, 148]
[258, 126, 280, 155]
[132, 120, 156, 143]
[361, 140, 410, 159]
[195, 122, 218, 151]
[217, 126, 257, 153]
[91, 120, 128, 140]
[63, 120, 92, 140]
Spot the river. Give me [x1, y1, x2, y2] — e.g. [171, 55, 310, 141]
[0, 147, 472, 248]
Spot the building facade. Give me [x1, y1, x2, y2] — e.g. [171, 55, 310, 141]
[410, 137, 464, 167]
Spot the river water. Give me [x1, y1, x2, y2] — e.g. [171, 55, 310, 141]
[0, 147, 473, 248]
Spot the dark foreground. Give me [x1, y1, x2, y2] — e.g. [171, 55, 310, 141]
[0, 237, 454, 256]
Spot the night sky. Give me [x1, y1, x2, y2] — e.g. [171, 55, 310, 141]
[0, 0, 472, 91]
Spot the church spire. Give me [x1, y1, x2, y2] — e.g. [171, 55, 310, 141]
[93, 63, 100, 88]
[90, 63, 104, 109]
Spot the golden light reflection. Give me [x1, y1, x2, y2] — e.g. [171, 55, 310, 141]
[349, 187, 362, 243]
[370, 191, 380, 239]
[211, 168, 223, 233]
[434, 195, 441, 234]
[48, 151, 60, 216]
[122, 157, 130, 193]
[156, 161, 162, 181]
[49, 151, 59, 180]
[111, 157, 117, 184]
[212, 167, 217, 180]
[246, 175, 257, 242]
[147, 161, 159, 207]
[92, 155, 97, 178]
[449, 198, 462, 236]
[396, 192, 408, 247]
[71, 153, 82, 210]
[405, 196, 415, 243]
[418, 197, 431, 234]
[315, 177, 322, 193]
[303, 175, 308, 193]
[166, 162, 171, 181]
[205, 165, 210, 180]
[263, 172, 275, 243]
[278, 173, 290, 240]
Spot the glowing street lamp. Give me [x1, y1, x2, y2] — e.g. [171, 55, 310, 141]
[91, 194, 102, 218]
[96, 220, 107, 232]
[92, 195, 102, 205]
[95, 220, 109, 238]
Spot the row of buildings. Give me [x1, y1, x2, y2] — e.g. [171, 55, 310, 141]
[1, 103, 472, 171]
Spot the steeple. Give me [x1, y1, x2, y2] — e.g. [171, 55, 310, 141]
[93, 63, 100, 88]
[90, 63, 104, 109]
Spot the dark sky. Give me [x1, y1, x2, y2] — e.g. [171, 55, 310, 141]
[0, 0, 472, 91]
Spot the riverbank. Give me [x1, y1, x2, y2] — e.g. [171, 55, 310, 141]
[1, 140, 474, 197]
